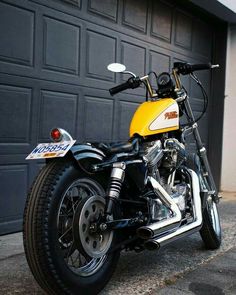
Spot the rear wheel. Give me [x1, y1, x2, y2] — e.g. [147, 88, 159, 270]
[200, 196, 221, 249]
[23, 158, 120, 295]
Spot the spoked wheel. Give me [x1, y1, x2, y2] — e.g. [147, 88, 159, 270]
[59, 189, 113, 276]
[200, 195, 222, 250]
[23, 159, 120, 295]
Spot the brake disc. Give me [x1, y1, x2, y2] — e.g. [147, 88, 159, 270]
[73, 196, 113, 258]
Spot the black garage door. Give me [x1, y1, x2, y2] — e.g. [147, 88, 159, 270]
[0, 0, 226, 234]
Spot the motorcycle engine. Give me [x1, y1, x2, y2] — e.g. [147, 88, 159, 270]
[142, 138, 186, 179]
[142, 138, 189, 220]
[161, 138, 189, 215]
[142, 140, 163, 177]
[162, 138, 186, 170]
[149, 180, 189, 221]
[171, 182, 189, 214]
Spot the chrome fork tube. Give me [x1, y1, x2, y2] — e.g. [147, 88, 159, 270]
[184, 98, 217, 197]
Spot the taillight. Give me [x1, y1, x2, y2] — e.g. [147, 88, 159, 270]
[50, 128, 62, 142]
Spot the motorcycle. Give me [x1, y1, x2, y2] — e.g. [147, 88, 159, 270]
[24, 61, 221, 295]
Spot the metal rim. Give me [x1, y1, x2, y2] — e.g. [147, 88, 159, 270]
[56, 178, 109, 277]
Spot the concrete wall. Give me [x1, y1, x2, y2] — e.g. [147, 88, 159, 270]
[221, 24, 236, 191]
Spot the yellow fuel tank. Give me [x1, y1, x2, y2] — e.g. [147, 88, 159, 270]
[129, 98, 179, 137]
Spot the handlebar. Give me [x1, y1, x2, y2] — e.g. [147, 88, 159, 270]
[109, 77, 141, 96]
[109, 62, 219, 96]
[174, 62, 219, 75]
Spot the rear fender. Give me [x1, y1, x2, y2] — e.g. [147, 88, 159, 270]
[69, 143, 105, 171]
[70, 143, 105, 162]
[45, 143, 109, 190]
[69, 144, 110, 189]
[46, 143, 105, 169]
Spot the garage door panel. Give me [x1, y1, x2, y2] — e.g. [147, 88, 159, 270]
[118, 101, 139, 141]
[149, 51, 171, 85]
[0, 2, 34, 67]
[88, 0, 118, 22]
[39, 90, 78, 142]
[43, 16, 80, 75]
[0, 74, 84, 153]
[190, 70, 211, 98]
[0, 85, 32, 144]
[151, 0, 173, 43]
[64, 0, 81, 7]
[175, 10, 193, 50]
[0, 164, 28, 234]
[86, 30, 116, 81]
[193, 19, 213, 58]
[0, 78, 39, 156]
[31, 0, 212, 64]
[84, 96, 114, 141]
[35, 79, 84, 141]
[122, 0, 148, 33]
[121, 41, 146, 77]
[0, 1, 212, 88]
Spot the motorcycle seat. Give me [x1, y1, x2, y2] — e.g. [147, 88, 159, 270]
[95, 141, 134, 155]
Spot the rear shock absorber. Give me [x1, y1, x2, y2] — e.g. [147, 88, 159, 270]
[105, 162, 126, 215]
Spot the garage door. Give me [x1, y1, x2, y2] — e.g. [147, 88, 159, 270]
[0, 0, 222, 234]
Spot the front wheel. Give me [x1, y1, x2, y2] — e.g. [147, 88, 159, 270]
[200, 196, 222, 250]
[23, 158, 120, 295]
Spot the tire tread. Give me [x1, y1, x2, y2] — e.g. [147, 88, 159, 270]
[200, 203, 221, 250]
[23, 159, 73, 294]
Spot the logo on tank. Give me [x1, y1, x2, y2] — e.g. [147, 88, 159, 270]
[149, 103, 179, 131]
[164, 111, 178, 120]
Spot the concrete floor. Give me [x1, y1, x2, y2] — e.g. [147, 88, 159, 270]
[0, 192, 235, 295]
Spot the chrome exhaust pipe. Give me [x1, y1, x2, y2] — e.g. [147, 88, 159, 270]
[137, 177, 182, 239]
[144, 170, 202, 250]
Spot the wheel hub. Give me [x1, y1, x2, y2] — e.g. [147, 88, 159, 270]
[73, 196, 113, 258]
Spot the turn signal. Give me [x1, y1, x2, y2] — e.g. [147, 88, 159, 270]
[50, 128, 62, 142]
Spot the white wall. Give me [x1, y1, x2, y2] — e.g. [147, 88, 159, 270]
[221, 24, 236, 191]
[217, 0, 236, 13]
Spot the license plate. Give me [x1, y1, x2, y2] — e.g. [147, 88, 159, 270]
[26, 140, 76, 160]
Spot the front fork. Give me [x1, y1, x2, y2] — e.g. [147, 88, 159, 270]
[184, 99, 219, 203]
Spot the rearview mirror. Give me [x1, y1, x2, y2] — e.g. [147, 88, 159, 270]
[107, 63, 126, 73]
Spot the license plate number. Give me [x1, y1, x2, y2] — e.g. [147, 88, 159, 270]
[26, 140, 76, 160]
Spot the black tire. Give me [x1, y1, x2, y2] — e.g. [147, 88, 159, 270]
[200, 197, 222, 250]
[23, 158, 120, 295]
[187, 153, 222, 249]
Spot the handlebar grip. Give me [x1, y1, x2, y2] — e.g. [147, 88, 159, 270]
[190, 63, 211, 72]
[174, 62, 212, 75]
[109, 80, 131, 96]
[109, 77, 141, 96]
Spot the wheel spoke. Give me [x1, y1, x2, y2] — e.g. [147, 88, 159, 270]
[58, 226, 72, 243]
[57, 180, 108, 276]
[65, 241, 75, 261]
